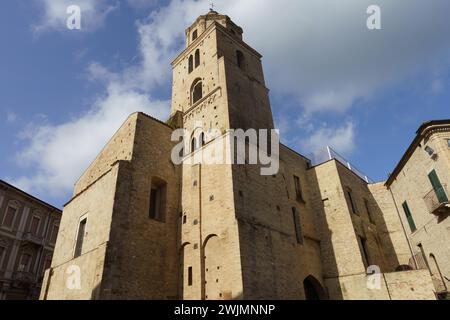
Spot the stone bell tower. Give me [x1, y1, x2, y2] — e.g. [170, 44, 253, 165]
[171, 10, 276, 300]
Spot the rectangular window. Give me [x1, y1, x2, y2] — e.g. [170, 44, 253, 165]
[188, 266, 193, 286]
[2, 206, 17, 228]
[50, 224, 59, 244]
[293, 175, 304, 202]
[19, 253, 32, 272]
[447, 139, 450, 148]
[347, 190, 358, 214]
[402, 201, 417, 232]
[74, 218, 87, 258]
[29, 216, 41, 235]
[292, 207, 304, 245]
[364, 199, 375, 224]
[357, 236, 370, 269]
[428, 170, 448, 203]
[149, 180, 166, 222]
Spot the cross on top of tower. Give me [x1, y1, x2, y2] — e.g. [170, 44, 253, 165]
[209, 2, 215, 12]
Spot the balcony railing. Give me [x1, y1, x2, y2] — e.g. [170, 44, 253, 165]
[423, 184, 450, 215]
[13, 271, 36, 282]
[22, 232, 44, 246]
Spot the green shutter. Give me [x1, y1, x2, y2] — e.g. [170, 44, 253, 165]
[402, 202, 417, 232]
[428, 170, 448, 203]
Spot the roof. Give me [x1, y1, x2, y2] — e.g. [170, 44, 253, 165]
[0, 179, 62, 212]
[385, 119, 450, 187]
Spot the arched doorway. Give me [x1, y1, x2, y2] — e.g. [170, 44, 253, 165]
[303, 275, 327, 300]
[429, 254, 447, 293]
[203, 235, 222, 300]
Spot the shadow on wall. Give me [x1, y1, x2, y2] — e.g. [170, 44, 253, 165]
[307, 161, 406, 300]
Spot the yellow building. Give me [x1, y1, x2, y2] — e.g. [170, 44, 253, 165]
[40, 11, 443, 300]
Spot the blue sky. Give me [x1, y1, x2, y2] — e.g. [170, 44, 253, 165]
[1, 0, 450, 208]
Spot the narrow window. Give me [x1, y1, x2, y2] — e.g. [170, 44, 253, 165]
[188, 266, 193, 286]
[149, 178, 167, 222]
[428, 170, 448, 203]
[236, 50, 245, 70]
[195, 49, 200, 68]
[447, 139, 450, 148]
[199, 133, 205, 148]
[74, 218, 87, 258]
[293, 175, 304, 202]
[43, 256, 52, 273]
[357, 236, 370, 269]
[292, 207, 304, 245]
[191, 137, 197, 153]
[188, 55, 193, 74]
[19, 253, 32, 272]
[192, 30, 198, 41]
[402, 201, 417, 232]
[29, 216, 41, 235]
[346, 189, 358, 214]
[191, 79, 202, 104]
[50, 224, 59, 244]
[2, 206, 17, 228]
[0, 246, 5, 267]
[424, 146, 435, 156]
[364, 199, 375, 224]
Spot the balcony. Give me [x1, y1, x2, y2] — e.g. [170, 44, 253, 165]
[13, 271, 36, 283]
[22, 232, 44, 246]
[423, 185, 450, 215]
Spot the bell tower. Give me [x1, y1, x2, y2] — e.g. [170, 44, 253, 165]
[170, 10, 274, 133]
[171, 11, 276, 300]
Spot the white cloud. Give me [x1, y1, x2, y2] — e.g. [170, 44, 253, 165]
[300, 122, 356, 164]
[16, 0, 450, 199]
[33, 0, 119, 34]
[13, 83, 169, 198]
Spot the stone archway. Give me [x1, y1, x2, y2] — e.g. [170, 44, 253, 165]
[303, 275, 327, 300]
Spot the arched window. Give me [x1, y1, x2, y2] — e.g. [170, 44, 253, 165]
[195, 49, 200, 68]
[192, 30, 198, 41]
[191, 137, 197, 153]
[236, 50, 245, 70]
[191, 79, 203, 104]
[188, 55, 193, 74]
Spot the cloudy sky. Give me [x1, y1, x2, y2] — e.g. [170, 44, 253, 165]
[1, 0, 450, 207]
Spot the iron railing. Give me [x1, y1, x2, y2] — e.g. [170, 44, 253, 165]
[311, 146, 374, 183]
[423, 184, 449, 214]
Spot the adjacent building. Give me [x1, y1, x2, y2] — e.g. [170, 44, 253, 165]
[40, 11, 445, 300]
[0, 179, 61, 300]
[386, 120, 450, 299]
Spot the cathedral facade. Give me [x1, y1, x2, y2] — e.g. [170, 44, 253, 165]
[40, 12, 449, 300]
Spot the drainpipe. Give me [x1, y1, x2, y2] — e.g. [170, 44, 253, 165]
[388, 187, 419, 269]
